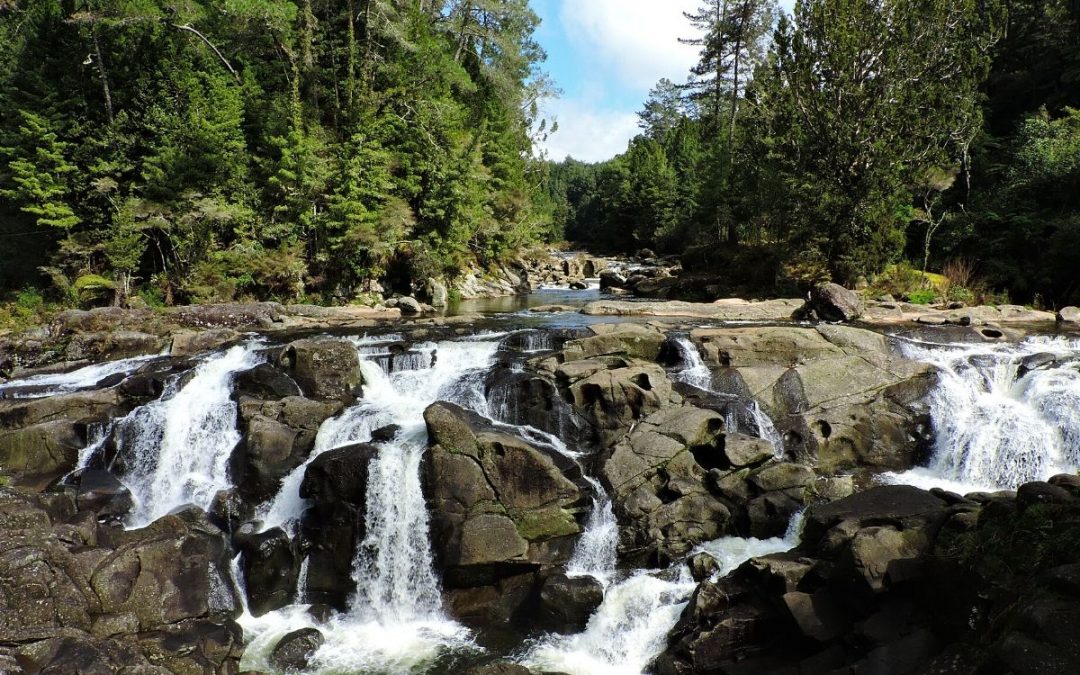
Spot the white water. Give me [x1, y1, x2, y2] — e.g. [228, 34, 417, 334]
[242, 337, 501, 673]
[888, 336, 1080, 492]
[672, 337, 784, 456]
[115, 344, 262, 527]
[672, 337, 712, 390]
[750, 400, 785, 458]
[0, 354, 160, 398]
[524, 515, 802, 675]
[566, 479, 619, 585]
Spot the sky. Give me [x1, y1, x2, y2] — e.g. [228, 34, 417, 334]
[531, 0, 794, 163]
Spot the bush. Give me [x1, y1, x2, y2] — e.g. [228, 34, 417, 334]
[869, 262, 924, 298]
[73, 274, 116, 307]
[906, 288, 938, 305]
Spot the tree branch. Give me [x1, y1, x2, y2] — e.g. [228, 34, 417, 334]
[168, 22, 241, 84]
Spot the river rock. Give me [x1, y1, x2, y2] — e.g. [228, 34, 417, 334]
[169, 328, 240, 357]
[236, 526, 300, 616]
[599, 270, 627, 289]
[270, 627, 324, 672]
[280, 338, 362, 402]
[599, 405, 732, 564]
[660, 482, 1080, 675]
[536, 573, 604, 634]
[0, 389, 126, 480]
[298, 443, 378, 608]
[1059, 306, 1080, 324]
[63, 331, 165, 363]
[426, 278, 450, 308]
[688, 325, 933, 473]
[233, 396, 340, 504]
[168, 301, 286, 329]
[0, 488, 242, 672]
[423, 402, 582, 585]
[804, 282, 865, 322]
[70, 469, 133, 523]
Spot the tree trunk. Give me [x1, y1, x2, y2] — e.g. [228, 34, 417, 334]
[89, 14, 114, 123]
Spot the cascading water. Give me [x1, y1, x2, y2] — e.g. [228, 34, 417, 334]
[889, 336, 1080, 492]
[672, 337, 785, 456]
[672, 337, 712, 390]
[523, 513, 804, 675]
[0, 354, 160, 399]
[242, 336, 501, 673]
[114, 344, 262, 527]
[750, 400, 785, 458]
[566, 479, 619, 585]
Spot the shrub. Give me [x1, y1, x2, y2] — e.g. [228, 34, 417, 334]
[73, 274, 116, 307]
[906, 288, 938, 305]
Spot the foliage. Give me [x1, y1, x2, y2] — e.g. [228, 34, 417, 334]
[0, 0, 556, 304]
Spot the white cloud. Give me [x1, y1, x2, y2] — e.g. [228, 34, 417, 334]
[537, 1, 700, 162]
[559, 0, 700, 90]
[538, 97, 640, 163]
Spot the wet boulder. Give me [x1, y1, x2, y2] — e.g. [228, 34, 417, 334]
[235, 526, 300, 616]
[689, 325, 933, 473]
[270, 627, 325, 672]
[298, 443, 378, 608]
[0, 389, 125, 480]
[599, 405, 733, 564]
[536, 572, 604, 634]
[235, 362, 302, 399]
[69, 469, 133, 523]
[557, 359, 677, 447]
[0, 487, 243, 672]
[234, 396, 341, 504]
[169, 328, 240, 358]
[423, 402, 583, 583]
[599, 270, 627, 290]
[279, 338, 362, 403]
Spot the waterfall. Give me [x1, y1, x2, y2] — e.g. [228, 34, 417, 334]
[116, 344, 262, 527]
[0, 354, 160, 399]
[672, 337, 712, 390]
[890, 336, 1080, 492]
[670, 337, 784, 456]
[524, 514, 803, 675]
[750, 400, 785, 458]
[566, 478, 619, 585]
[243, 337, 499, 672]
[295, 556, 310, 605]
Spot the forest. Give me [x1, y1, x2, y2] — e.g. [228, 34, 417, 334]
[0, 0, 557, 310]
[2, 0, 1080, 315]
[548, 0, 1080, 307]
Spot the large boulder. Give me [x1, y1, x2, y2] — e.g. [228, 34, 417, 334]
[803, 282, 865, 322]
[0, 487, 243, 672]
[689, 325, 933, 473]
[270, 627, 324, 672]
[233, 395, 341, 504]
[298, 443, 378, 608]
[659, 483, 1080, 675]
[1059, 306, 1080, 325]
[279, 338, 362, 403]
[424, 403, 583, 577]
[236, 526, 300, 616]
[0, 389, 126, 481]
[599, 405, 733, 564]
[536, 572, 604, 634]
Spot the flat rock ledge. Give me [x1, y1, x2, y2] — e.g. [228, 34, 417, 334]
[582, 298, 804, 320]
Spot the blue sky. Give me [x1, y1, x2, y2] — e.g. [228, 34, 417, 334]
[532, 0, 794, 162]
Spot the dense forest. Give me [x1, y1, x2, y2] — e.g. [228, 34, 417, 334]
[3, 0, 1080, 315]
[0, 0, 557, 309]
[549, 0, 1080, 306]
